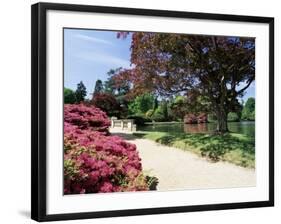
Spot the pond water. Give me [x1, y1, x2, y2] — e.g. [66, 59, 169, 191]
[137, 121, 255, 137]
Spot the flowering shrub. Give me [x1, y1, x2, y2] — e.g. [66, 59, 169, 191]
[91, 92, 122, 117]
[64, 104, 150, 194]
[64, 104, 111, 133]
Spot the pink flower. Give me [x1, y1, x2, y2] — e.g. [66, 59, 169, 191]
[63, 104, 149, 194]
[99, 181, 114, 193]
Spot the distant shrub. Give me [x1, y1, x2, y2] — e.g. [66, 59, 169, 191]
[64, 88, 76, 104]
[127, 115, 151, 126]
[150, 106, 168, 122]
[242, 98, 255, 121]
[227, 112, 240, 122]
[207, 113, 217, 122]
[145, 109, 154, 118]
[128, 93, 154, 115]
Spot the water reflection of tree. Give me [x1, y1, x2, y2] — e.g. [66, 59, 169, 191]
[183, 123, 209, 134]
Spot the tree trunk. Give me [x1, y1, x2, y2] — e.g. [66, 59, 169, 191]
[216, 108, 228, 133]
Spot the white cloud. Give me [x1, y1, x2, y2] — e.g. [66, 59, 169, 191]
[76, 51, 131, 68]
[75, 34, 114, 46]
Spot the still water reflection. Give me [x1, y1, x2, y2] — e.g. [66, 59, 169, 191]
[138, 121, 255, 137]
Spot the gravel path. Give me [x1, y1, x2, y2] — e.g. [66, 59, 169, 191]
[111, 131, 256, 191]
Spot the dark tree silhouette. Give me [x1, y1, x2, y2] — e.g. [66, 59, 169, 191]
[75, 81, 87, 103]
[93, 79, 103, 96]
[91, 92, 121, 117]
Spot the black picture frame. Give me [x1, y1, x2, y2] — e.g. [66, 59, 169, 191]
[31, 2, 274, 222]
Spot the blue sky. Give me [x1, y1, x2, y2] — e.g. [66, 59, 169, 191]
[64, 29, 132, 98]
[64, 28, 255, 102]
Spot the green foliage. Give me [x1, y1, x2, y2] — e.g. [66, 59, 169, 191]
[116, 32, 255, 133]
[169, 96, 188, 120]
[162, 101, 168, 120]
[207, 113, 217, 122]
[200, 144, 226, 162]
[93, 79, 103, 95]
[151, 101, 169, 122]
[127, 115, 151, 125]
[153, 97, 158, 110]
[64, 88, 76, 104]
[104, 77, 115, 94]
[64, 159, 79, 179]
[75, 81, 87, 103]
[128, 93, 154, 115]
[242, 98, 255, 121]
[145, 175, 159, 190]
[104, 67, 130, 96]
[227, 112, 240, 122]
[103, 68, 131, 117]
[145, 109, 154, 118]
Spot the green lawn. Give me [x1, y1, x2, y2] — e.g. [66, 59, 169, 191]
[134, 131, 255, 168]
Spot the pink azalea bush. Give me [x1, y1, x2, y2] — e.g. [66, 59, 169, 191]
[64, 103, 111, 133]
[64, 104, 149, 194]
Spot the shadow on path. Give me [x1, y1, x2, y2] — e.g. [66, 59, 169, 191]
[110, 132, 144, 141]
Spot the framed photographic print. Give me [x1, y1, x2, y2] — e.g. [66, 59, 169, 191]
[31, 2, 274, 222]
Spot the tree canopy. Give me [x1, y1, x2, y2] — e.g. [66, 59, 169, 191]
[242, 97, 255, 121]
[91, 92, 121, 117]
[115, 32, 255, 132]
[128, 93, 154, 115]
[93, 79, 103, 96]
[64, 88, 76, 104]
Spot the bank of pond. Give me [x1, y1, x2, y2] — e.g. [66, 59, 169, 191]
[134, 121, 255, 168]
[138, 121, 255, 137]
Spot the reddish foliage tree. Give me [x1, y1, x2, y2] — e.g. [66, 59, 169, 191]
[91, 92, 122, 117]
[115, 32, 255, 133]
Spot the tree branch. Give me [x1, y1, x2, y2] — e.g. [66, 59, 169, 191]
[237, 76, 255, 95]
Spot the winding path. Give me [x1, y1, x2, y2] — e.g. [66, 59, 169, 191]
[111, 130, 256, 191]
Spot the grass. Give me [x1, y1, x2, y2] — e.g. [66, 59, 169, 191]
[133, 131, 255, 168]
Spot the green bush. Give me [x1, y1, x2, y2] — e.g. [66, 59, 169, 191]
[127, 115, 151, 126]
[151, 109, 166, 121]
[145, 109, 154, 118]
[227, 112, 240, 122]
[64, 88, 76, 104]
[128, 93, 154, 115]
[207, 113, 217, 122]
[151, 102, 169, 121]
[242, 98, 255, 121]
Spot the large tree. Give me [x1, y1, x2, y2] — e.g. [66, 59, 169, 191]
[116, 33, 255, 133]
[104, 68, 131, 114]
[104, 68, 129, 95]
